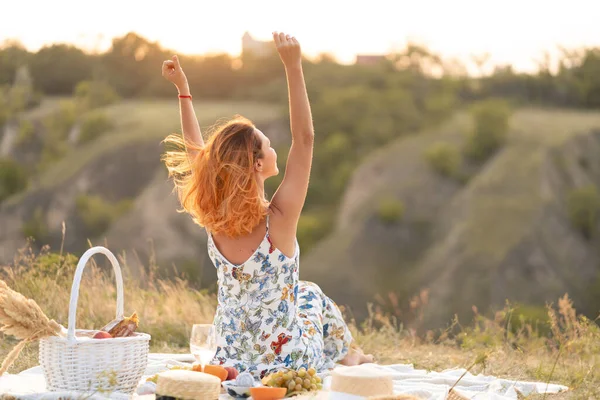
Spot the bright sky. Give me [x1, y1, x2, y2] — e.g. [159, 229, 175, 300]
[2, 0, 600, 73]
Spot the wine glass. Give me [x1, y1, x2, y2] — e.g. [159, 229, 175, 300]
[190, 324, 217, 370]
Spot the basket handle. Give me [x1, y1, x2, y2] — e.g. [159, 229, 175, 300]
[67, 246, 124, 341]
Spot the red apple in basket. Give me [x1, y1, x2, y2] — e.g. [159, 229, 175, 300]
[93, 331, 113, 339]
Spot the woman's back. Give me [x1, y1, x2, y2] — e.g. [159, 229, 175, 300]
[210, 219, 269, 266]
[210, 210, 299, 265]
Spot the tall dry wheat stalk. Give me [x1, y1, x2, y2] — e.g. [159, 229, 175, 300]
[0, 279, 65, 375]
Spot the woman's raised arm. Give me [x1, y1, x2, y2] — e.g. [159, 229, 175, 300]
[162, 55, 204, 149]
[271, 32, 314, 229]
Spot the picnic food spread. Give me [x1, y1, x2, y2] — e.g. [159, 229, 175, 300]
[147, 365, 326, 399]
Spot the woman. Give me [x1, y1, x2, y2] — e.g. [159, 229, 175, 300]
[161, 32, 373, 377]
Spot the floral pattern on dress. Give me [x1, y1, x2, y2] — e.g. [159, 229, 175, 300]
[207, 219, 352, 378]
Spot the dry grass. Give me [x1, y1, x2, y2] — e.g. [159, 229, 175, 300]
[0, 280, 63, 340]
[0, 244, 599, 398]
[0, 276, 65, 375]
[351, 295, 600, 399]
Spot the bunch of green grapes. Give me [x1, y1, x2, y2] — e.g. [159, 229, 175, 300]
[266, 367, 323, 395]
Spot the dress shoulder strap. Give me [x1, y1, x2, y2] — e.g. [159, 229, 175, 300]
[266, 214, 270, 234]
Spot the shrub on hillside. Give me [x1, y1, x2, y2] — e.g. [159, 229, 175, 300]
[79, 111, 113, 144]
[567, 185, 600, 239]
[296, 213, 332, 252]
[0, 88, 8, 127]
[376, 197, 405, 225]
[39, 100, 76, 168]
[22, 207, 49, 243]
[43, 100, 76, 140]
[16, 119, 35, 146]
[0, 158, 28, 202]
[425, 142, 461, 178]
[464, 99, 511, 161]
[74, 80, 119, 109]
[318, 132, 354, 195]
[76, 194, 133, 238]
[508, 305, 551, 336]
[38, 141, 70, 173]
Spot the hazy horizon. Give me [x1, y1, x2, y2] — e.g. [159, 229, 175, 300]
[2, 0, 600, 74]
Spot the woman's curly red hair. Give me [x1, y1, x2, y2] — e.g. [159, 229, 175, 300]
[162, 116, 269, 237]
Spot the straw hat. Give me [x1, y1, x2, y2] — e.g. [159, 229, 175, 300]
[446, 389, 470, 400]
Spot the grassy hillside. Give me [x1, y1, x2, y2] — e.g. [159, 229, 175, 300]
[5, 99, 281, 205]
[302, 108, 600, 328]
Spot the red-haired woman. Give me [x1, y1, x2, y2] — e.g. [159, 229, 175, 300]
[162, 32, 373, 378]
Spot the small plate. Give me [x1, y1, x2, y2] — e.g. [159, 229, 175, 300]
[222, 380, 260, 398]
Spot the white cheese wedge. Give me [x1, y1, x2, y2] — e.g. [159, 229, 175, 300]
[330, 365, 394, 398]
[156, 370, 221, 400]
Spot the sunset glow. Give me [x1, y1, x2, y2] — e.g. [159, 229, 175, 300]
[2, 0, 600, 73]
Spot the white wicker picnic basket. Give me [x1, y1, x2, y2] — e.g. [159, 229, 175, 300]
[39, 246, 151, 394]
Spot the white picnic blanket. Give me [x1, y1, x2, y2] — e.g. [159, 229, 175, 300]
[0, 353, 568, 399]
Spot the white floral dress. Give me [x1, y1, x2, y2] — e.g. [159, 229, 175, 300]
[207, 217, 352, 378]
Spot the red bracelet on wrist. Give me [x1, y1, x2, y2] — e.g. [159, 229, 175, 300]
[178, 94, 192, 100]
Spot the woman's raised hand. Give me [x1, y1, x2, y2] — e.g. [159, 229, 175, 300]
[162, 55, 189, 92]
[273, 32, 301, 69]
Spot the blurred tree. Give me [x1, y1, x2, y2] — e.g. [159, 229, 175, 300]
[79, 111, 113, 144]
[101, 33, 168, 97]
[39, 100, 76, 168]
[68, 80, 119, 144]
[568, 185, 600, 239]
[194, 54, 237, 98]
[30, 44, 93, 94]
[570, 49, 600, 108]
[425, 142, 462, 178]
[0, 88, 8, 128]
[393, 44, 443, 76]
[74, 80, 119, 109]
[0, 40, 31, 86]
[465, 99, 511, 161]
[8, 66, 35, 112]
[0, 158, 28, 202]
